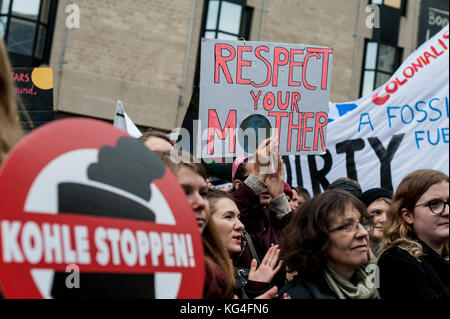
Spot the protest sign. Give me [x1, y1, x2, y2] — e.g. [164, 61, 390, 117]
[285, 26, 449, 195]
[13, 67, 54, 132]
[0, 119, 204, 299]
[198, 39, 333, 158]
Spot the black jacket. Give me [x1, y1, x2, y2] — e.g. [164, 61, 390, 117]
[277, 273, 336, 299]
[377, 242, 449, 299]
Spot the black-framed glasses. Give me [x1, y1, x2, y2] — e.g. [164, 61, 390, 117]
[328, 220, 373, 233]
[415, 199, 449, 214]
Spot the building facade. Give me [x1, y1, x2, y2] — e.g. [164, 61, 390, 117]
[1, 0, 448, 131]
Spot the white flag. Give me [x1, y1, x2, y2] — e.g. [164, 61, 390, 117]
[113, 100, 142, 139]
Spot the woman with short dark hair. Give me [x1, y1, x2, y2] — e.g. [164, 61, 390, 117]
[279, 190, 379, 299]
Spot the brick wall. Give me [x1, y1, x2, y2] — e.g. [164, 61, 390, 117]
[51, 0, 202, 130]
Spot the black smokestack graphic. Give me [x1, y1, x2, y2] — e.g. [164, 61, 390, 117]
[52, 137, 166, 299]
[88, 137, 166, 201]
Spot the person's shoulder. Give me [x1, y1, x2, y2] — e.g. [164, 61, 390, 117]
[279, 273, 334, 299]
[278, 275, 311, 299]
[231, 182, 256, 199]
[378, 246, 422, 269]
[379, 246, 415, 259]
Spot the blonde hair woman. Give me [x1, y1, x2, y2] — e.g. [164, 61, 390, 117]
[378, 169, 449, 299]
[0, 40, 22, 166]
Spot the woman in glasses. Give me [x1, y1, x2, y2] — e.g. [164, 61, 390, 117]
[279, 190, 379, 299]
[378, 169, 449, 299]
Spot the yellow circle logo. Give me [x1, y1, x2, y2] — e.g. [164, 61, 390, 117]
[31, 68, 53, 90]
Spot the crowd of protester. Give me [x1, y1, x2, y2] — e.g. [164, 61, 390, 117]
[155, 138, 448, 299]
[0, 38, 448, 299]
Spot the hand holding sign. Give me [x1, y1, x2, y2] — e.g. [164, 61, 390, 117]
[265, 151, 285, 199]
[251, 138, 272, 182]
[251, 138, 275, 180]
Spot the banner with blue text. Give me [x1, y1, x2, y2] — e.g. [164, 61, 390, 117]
[286, 25, 449, 195]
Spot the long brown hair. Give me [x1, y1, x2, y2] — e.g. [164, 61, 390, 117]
[202, 220, 235, 298]
[204, 189, 238, 297]
[0, 40, 23, 166]
[281, 190, 368, 276]
[381, 169, 449, 259]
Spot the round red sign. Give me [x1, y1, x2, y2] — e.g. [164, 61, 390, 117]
[0, 119, 204, 298]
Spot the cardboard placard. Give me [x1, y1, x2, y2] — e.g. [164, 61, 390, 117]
[199, 39, 333, 158]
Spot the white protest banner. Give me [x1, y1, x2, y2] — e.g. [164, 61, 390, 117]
[285, 25, 449, 194]
[198, 39, 333, 158]
[113, 100, 143, 139]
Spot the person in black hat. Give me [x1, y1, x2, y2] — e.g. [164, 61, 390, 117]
[328, 178, 362, 198]
[358, 187, 393, 258]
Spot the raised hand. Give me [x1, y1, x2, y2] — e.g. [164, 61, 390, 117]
[265, 151, 285, 198]
[248, 245, 284, 283]
[251, 138, 272, 181]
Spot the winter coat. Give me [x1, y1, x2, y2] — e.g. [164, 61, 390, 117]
[277, 273, 336, 299]
[377, 240, 449, 299]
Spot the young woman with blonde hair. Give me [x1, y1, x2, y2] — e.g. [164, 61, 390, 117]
[0, 40, 22, 166]
[378, 169, 449, 299]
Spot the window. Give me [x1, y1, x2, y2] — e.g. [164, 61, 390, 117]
[194, 0, 253, 85]
[204, 0, 251, 40]
[0, 0, 58, 66]
[360, 40, 403, 97]
[203, 0, 252, 40]
[370, 0, 407, 16]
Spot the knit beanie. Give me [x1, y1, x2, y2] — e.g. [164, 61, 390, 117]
[328, 180, 362, 198]
[358, 188, 393, 207]
[284, 183, 293, 198]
